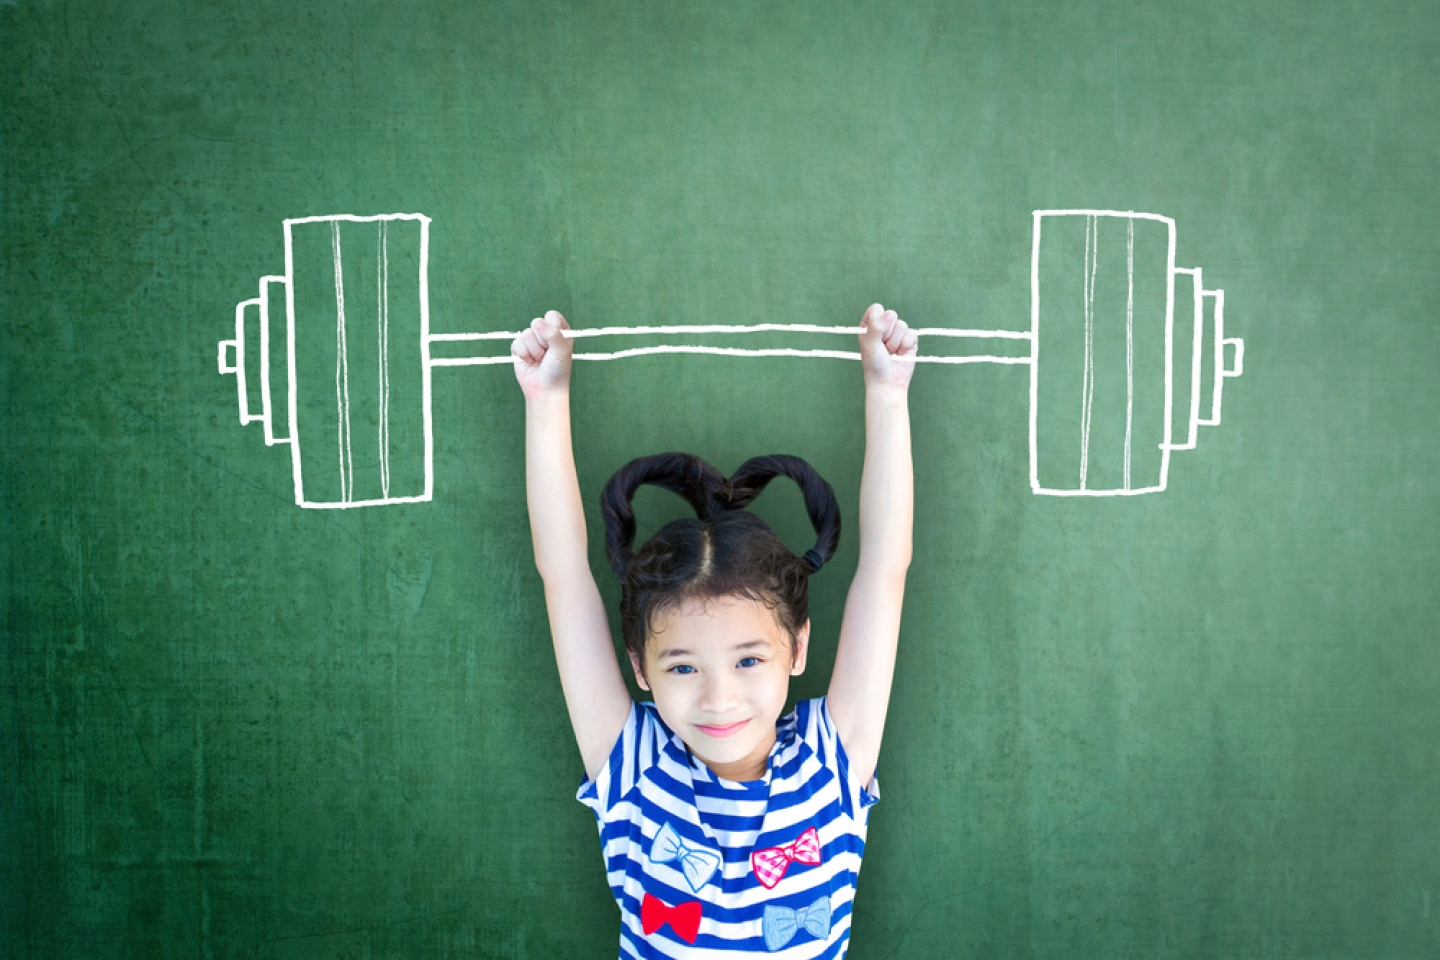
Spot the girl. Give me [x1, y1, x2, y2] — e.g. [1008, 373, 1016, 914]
[513, 304, 915, 958]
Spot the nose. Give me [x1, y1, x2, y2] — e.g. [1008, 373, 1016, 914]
[697, 670, 741, 715]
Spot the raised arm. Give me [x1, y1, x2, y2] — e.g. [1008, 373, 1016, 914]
[827, 303, 916, 787]
[514, 311, 633, 779]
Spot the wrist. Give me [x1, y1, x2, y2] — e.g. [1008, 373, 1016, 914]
[525, 388, 571, 414]
[864, 382, 910, 405]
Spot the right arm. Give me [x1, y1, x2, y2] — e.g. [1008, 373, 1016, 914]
[514, 311, 633, 780]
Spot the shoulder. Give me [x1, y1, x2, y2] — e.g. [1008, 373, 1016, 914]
[794, 696, 880, 816]
[790, 697, 833, 750]
[617, 701, 684, 776]
[765, 698, 835, 785]
[577, 701, 690, 819]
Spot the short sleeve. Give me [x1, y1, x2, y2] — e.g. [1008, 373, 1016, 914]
[575, 701, 668, 821]
[808, 697, 880, 821]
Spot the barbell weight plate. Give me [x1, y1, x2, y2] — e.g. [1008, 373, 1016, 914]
[286, 216, 431, 508]
[1032, 212, 1173, 496]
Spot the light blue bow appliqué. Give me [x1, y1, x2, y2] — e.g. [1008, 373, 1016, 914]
[648, 821, 722, 892]
[763, 896, 832, 951]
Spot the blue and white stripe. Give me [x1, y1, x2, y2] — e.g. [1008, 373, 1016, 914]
[578, 698, 880, 958]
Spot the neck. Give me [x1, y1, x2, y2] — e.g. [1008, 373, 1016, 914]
[696, 728, 776, 782]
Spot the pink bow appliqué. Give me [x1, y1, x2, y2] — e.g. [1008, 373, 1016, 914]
[750, 826, 822, 889]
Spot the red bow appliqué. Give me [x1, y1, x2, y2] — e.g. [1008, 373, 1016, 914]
[641, 893, 702, 943]
[751, 826, 822, 889]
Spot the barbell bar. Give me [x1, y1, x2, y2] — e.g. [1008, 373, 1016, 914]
[217, 210, 1243, 509]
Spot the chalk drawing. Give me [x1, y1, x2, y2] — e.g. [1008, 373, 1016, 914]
[1029, 210, 1242, 496]
[429, 323, 1031, 366]
[217, 210, 1243, 508]
[214, 213, 435, 508]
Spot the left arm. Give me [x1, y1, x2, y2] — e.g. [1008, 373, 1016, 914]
[827, 303, 915, 787]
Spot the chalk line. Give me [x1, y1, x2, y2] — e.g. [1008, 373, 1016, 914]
[1078, 213, 1097, 491]
[1124, 216, 1134, 491]
[427, 324, 1034, 342]
[430, 348, 1032, 366]
[377, 220, 391, 499]
[331, 221, 354, 504]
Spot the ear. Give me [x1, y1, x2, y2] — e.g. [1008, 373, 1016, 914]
[790, 619, 811, 676]
[628, 649, 652, 692]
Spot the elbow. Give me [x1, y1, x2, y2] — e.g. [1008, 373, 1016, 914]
[887, 562, 911, 593]
[895, 546, 913, 574]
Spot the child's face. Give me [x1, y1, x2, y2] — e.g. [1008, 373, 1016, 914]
[630, 595, 809, 782]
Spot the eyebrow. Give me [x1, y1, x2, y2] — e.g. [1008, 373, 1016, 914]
[656, 639, 771, 660]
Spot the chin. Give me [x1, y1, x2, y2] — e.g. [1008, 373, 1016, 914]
[691, 718, 776, 762]
[690, 728, 754, 755]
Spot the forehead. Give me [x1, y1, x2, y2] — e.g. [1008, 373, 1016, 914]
[648, 596, 788, 652]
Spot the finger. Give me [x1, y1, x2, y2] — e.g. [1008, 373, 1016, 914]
[860, 303, 885, 339]
[530, 316, 553, 348]
[899, 328, 919, 355]
[883, 317, 908, 350]
[518, 328, 544, 363]
[538, 311, 575, 352]
[512, 325, 538, 361]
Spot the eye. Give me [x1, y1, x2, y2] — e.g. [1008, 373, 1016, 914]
[737, 656, 761, 668]
[668, 664, 696, 675]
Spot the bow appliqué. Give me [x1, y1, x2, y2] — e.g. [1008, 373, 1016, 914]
[763, 896, 832, 951]
[648, 821, 722, 891]
[641, 893, 702, 944]
[750, 826, 822, 889]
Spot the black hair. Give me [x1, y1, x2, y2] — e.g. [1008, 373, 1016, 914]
[600, 452, 841, 673]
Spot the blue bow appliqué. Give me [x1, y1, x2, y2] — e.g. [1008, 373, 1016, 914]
[762, 896, 832, 951]
[648, 821, 722, 892]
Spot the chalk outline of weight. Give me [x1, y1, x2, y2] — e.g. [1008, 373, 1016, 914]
[217, 209, 1244, 508]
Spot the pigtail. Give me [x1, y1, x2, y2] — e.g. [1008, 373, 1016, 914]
[600, 452, 728, 577]
[725, 455, 841, 574]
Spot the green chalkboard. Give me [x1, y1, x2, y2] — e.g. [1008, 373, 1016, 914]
[4, 1, 1437, 956]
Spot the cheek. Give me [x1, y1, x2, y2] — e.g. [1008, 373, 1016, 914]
[653, 674, 693, 705]
[761, 664, 793, 697]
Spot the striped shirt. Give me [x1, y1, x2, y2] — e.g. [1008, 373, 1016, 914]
[577, 697, 880, 958]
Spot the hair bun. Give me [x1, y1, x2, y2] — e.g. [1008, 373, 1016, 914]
[600, 453, 728, 577]
[726, 455, 841, 575]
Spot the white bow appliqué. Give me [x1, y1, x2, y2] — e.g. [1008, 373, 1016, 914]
[648, 821, 723, 892]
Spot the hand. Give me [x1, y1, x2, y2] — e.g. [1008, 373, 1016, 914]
[857, 303, 917, 391]
[512, 310, 573, 400]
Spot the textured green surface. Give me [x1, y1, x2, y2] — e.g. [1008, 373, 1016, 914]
[4, 1, 1438, 957]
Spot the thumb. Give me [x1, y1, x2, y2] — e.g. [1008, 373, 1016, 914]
[535, 310, 571, 351]
[860, 303, 889, 341]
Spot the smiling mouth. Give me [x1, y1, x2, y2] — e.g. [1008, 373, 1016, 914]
[695, 720, 749, 738]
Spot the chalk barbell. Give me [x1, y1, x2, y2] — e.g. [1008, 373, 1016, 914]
[217, 211, 1243, 509]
